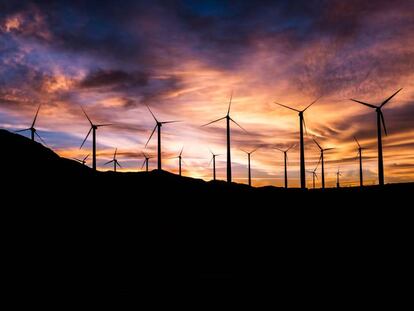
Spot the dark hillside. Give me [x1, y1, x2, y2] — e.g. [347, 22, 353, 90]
[1, 129, 412, 299]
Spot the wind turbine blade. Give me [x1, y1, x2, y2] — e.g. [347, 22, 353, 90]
[146, 106, 158, 123]
[35, 131, 47, 145]
[116, 161, 122, 167]
[230, 117, 248, 133]
[83, 154, 90, 161]
[145, 125, 157, 147]
[161, 120, 181, 124]
[324, 147, 335, 151]
[315, 154, 322, 171]
[114, 148, 117, 159]
[15, 128, 31, 133]
[227, 91, 233, 116]
[104, 160, 114, 165]
[274, 102, 300, 112]
[80, 127, 92, 149]
[179, 147, 184, 156]
[240, 149, 248, 154]
[354, 136, 361, 148]
[31, 104, 41, 128]
[380, 88, 403, 108]
[201, 116, 226, 127]
[286, 144, 296, 152]
[208, 157, 213, 167]
[350, 99, 377, 109]
[274, 147, 283, 152]
[302, 118, 308, 136]
[73, 158, 83, 163]
[96, 124, 113, 127]
[251, 147, 259, 154]
[81, 106, 93, 126]
[303, 96, 321, 112]
[313, 138, 322, 150]
[380, 111, 388, 136]
[141, 160, 146, 169]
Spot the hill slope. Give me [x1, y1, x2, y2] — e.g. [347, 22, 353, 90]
[1, 129, 412, 297]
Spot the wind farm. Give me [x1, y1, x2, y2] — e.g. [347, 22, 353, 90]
[1, 0, 414, 288]
[3, 126, 413, 288]
[0, 0, 414, 294]
[7, 88, 408, 189]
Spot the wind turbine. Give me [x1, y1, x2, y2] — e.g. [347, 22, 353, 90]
[172, 147, 184, 176]
[275, 97, 320, 189]
[80, 106, 112, 171]
[274, 144, 295, 188]
[241, 148, 259, 187]
[208, 149, 221, 181]
[16, 104, 47, 144]
[313, 137, 335, 189]
[307, 169, 319, 189]
[202, 92, 247, 183]
[354, 136, 365, 187]
[141, 152, 153, 172]
[350, 88, 402, 186]
[336, 168, 342, 188]
[145, 106, 180, 171]
[104, 148, 121, 172]
[307, 155, 321, 189]
[73, 154, 90, 166]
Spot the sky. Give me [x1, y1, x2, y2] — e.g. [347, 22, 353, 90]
[1, 0, 414, 187]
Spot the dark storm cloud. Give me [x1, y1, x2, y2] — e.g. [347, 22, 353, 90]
[3, 0, 413, 80]
[78, 69, 149, 89]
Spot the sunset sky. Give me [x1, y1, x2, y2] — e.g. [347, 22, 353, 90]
[1, 0, 414, 187]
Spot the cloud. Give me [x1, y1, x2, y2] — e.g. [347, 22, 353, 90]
[78, 69, 149, 89]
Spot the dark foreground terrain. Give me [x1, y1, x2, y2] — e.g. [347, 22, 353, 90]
[2, 129, 412, 301]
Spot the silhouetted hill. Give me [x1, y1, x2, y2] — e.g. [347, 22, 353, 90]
[1, 129, 412, 299]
